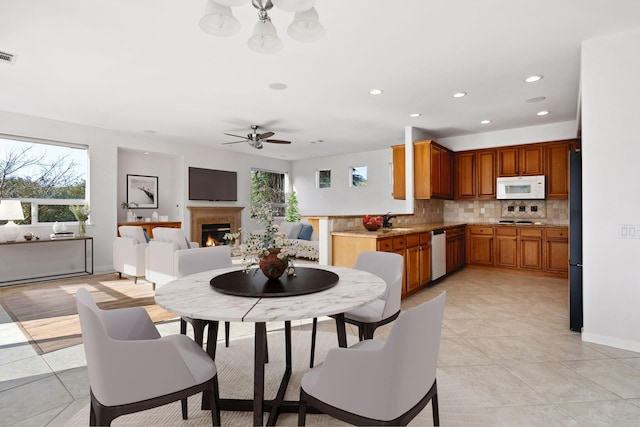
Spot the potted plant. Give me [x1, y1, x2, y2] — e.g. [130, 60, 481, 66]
[69, 204, 90, 236]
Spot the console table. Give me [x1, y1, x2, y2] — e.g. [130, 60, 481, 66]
[116, 221, 181, 238]
[0, 236, 93, 286]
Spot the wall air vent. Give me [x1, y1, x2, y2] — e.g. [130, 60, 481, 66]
[0, 51, 16, 64]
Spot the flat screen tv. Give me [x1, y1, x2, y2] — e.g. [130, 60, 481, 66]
[188, 167, 237, 201]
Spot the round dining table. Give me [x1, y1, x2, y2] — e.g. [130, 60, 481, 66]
[155, 264, 386, 426]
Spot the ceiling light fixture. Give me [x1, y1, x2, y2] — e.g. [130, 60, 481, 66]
[525, 75, 543, 83]
[200, 0, 324, 54]
[409, 113, 421, 118]
[537, 110, 550, 116]
[452, 92, 467, 98]
[369, 89, 383, 95]
[480, 120, 491, 124]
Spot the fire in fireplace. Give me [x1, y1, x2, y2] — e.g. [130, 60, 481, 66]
[201, 223, 231, 247]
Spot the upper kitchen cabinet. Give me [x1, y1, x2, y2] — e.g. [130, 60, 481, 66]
[545, 140, 575, 199]
[455, 149, 497, 200]
[414, 140, 453, 200]
[498, 145, 544, 177]
[391, 144, 406, 200]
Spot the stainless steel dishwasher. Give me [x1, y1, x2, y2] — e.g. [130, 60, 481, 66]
[431, 229, 446, 281]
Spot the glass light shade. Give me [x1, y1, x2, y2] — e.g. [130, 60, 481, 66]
[200, 1, 241, 37]
[287, 7, 324, 42]
[272, 0, 315, 12]
[248, 20, 283, 53]
[212, 0, 249, 6]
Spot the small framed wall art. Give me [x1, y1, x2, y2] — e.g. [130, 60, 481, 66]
[317, 170, 331, 189]
[127, 174, 158, 209]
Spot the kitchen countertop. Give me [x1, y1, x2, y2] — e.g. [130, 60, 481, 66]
[332, 221, 567, 238]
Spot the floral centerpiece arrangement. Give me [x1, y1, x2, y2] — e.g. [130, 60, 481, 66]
[239, 203, 318, 280]
[223, 230, 241, 246]
[69, 204, 90, 236]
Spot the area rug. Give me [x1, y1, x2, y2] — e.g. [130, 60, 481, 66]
[0, 274, 176, 354]
[64, 330, 494, 426]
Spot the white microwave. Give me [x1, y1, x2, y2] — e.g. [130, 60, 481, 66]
[496, 175, 546, 200]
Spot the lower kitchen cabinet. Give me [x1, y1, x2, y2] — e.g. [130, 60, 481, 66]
[546, 227, 569, 274]
[519, 228, 544, 271]
[495, 227, 517, 268]
[406, 233, 432, 295]
[446, 226, 465, 272]
[467, 226, 493, 265]
[466, 225, 568, 277]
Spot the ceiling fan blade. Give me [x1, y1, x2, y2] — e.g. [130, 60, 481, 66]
[224, 133, 247, 139]
[222, 140, 247, 145]
[258, 131, 275, 139]
[264, 139, 292, 144]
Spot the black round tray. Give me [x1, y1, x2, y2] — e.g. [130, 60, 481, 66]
[210, 267, 339, 297]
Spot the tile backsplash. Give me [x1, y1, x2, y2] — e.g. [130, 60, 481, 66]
[443, 199, 568, 224]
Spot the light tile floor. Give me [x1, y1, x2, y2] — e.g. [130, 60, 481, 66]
[2, 268, 640, 426]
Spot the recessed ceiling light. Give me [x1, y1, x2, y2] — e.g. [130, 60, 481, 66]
[537, 110, 550, 116]
[409, 113, 422, 118]
[369, 89, 383, 95]
[143, 129, 156, 134]
[526, 96, 546, 103]
[480, 120, 492, 124]
[144, 152, 150, 155]
[525, 75, 543, 83]
[452, 92, 467, 98]
[269, 82, 287, 90]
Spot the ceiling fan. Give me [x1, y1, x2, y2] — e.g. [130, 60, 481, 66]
[222, 125, 292, 150]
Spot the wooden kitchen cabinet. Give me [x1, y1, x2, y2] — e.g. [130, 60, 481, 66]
[446, 226, 465, 272]
[519, 228, 544, 271]
[546, 227, 569, 273]
[406, 233, 432, 295]
[467, 226, 494, 265]
[498, 145, 544, 177]
[419, 232, 432, 287]
[414, 140, 454, 200]
[545, 141, 571, 199]
[495, 227, 517, 268]
[391, 144, 406, 200]
[456, 149, 497, 200]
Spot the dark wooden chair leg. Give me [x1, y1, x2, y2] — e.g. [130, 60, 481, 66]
[310, 317, 318, 367]
[210, 376, 221, 426]
[224, 321, 230, 347]
[432, 388, 439, 426]
[298, 392, 307, 426]
[180, 318, 187, 335]
[181, 397, 188, 420]
[118, 272, 122, 280]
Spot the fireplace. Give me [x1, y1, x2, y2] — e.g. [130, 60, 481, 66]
[187, 206, 243, 247]
[202, 223, 231, 247]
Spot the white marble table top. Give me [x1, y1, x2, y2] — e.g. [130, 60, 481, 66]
[154, 265, 386, 323]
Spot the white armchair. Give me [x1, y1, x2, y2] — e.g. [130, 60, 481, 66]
[113, 226, 148, 283]
[299, 292, 446, 426]
[145, 227, 199, 289]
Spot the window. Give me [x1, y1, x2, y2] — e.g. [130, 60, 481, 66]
[251, 169, 287, 217]
[0, 135, 88, 225]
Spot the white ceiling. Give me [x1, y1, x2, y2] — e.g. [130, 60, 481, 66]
[1, 0, 640, 160]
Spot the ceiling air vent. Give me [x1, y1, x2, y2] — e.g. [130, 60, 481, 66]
[0, 51, 16, 64]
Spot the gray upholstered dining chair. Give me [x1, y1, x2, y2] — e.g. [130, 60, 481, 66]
[75, 288, 220, 426]
[309, 250, 404, 367]
[175, 245, 234, 348]
[299, 292, 446, 426]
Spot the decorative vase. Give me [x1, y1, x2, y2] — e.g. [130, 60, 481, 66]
[79, 220, 86, 236]
[259, 248, 286, 280]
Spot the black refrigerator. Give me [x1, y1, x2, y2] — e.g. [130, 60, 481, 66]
[569, 150, 583, 332]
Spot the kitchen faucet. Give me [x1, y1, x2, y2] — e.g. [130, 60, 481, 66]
[382, 212, 396, 228]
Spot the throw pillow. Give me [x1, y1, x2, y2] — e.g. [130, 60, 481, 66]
[298, 224, 313, 240]
[143, 229, 150, 243]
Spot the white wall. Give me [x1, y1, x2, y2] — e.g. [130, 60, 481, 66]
[580, 28, 640, 352]
[439, 121, 578, 152]
[0, 110, 291, 273]
[292, 148, 407, 216]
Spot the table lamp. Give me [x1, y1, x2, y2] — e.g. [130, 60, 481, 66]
[0, 200, 25, 242]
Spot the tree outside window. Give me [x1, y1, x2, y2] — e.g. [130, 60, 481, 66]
[251, 169, 286, 217]
[0, 136, 88, 224]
